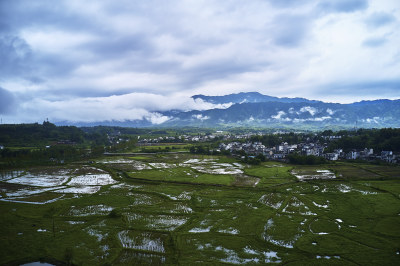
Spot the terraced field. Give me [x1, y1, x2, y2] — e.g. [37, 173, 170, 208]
[0, 154, 399, 265]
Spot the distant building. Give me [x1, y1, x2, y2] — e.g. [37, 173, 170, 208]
[324, 153, 339, 161]
[359, 148, 374, 159]
[381, 151, 395, 163]
[346, 150, 360, 160]
[263, 149, 274, 157]
[273, 153, 285, 159]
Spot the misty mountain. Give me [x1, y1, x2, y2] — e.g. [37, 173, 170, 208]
[55, 92, 400, 129]
[160, 99, 400, 128]
[192, 92, 321, 105]
[56, 119, 153, 128]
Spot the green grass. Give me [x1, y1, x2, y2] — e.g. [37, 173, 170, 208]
[244, 162, 295, 187]
[131, 143, 192, 152]
[128, 167, 235, 186]
[128, 156, 151, 160]
[1, 156, 400, 265]
[359, 164, 400, 179]
[329, 164, 382, 180]
[6, 147, 39, 151]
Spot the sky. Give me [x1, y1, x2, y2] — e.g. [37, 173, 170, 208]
[0, 0, 399, 123]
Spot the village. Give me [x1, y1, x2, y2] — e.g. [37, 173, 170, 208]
[137, 131, 398, 164]
[218, 141, 397, 164]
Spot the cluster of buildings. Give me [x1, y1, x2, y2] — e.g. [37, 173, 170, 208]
[138, 135, 207, 143]
[107, 131, 130, 145]
[137, 131, 398, 164]
[138, 134, 219, 143]
[138, 131, 265, 144]
[218, 141, 397, 164]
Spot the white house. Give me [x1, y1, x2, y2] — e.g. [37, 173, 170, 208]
[381, 151, 395, 163]
[324, 153, 339, 161]
[346, 150, 360, 160]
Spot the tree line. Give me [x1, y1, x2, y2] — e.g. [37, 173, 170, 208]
[325, 128, 400, 152]
[0, 122, 136, 167]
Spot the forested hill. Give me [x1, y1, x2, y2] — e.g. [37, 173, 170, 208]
[0, 122, 85, 146]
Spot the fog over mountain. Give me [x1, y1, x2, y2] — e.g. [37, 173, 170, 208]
[56, 92, 400, 129]
[192, 92, 322, 105]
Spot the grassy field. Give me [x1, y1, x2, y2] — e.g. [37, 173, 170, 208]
[0, 155, 399, 265]
[244, 161, 295, 187]
[131, 143, 192, 152]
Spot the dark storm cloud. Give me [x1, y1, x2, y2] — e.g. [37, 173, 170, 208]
[0, 87, 16, 114]
[0, 0, 94, 33]
[1, 0, 306, 97]
[0, 33, 81, 85]
[36, 53, 86, 77]
[317, 0, 368, 14]
[365, 12, 396, 28]
[0, 1, 185, 95]
[0, 35, 32, 78]
[0, 1, 96, 83]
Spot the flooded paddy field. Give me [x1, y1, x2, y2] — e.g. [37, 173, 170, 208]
[1, 154, 400, 265]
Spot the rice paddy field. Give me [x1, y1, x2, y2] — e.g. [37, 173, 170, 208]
[0, 154, 399, 265]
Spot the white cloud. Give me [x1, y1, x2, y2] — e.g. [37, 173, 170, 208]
[293, 118, 305, 123]
[7, 93, 231, 123]
[326, 108, 335, 115]
[192, 99, 233, 110]
[1, 0, 400, 123]
[311, 116, 332, 121]
[145, 112, 171, 124]
[299, 106, 318, 116]
[363, 117, 381, 123]
[292, 116, 332, 122]
[21, 29, 98, 55]
[192, 114, 210, 121]
[271, 111, 286, 119]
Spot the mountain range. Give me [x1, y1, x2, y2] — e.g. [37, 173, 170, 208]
[192, 92, 322, 105]
[57, 92, 400, 129]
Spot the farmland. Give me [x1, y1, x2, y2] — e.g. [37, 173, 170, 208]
[0, 154, 399, 265]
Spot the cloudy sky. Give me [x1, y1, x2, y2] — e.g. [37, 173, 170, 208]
[1, 0, 399, 123]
